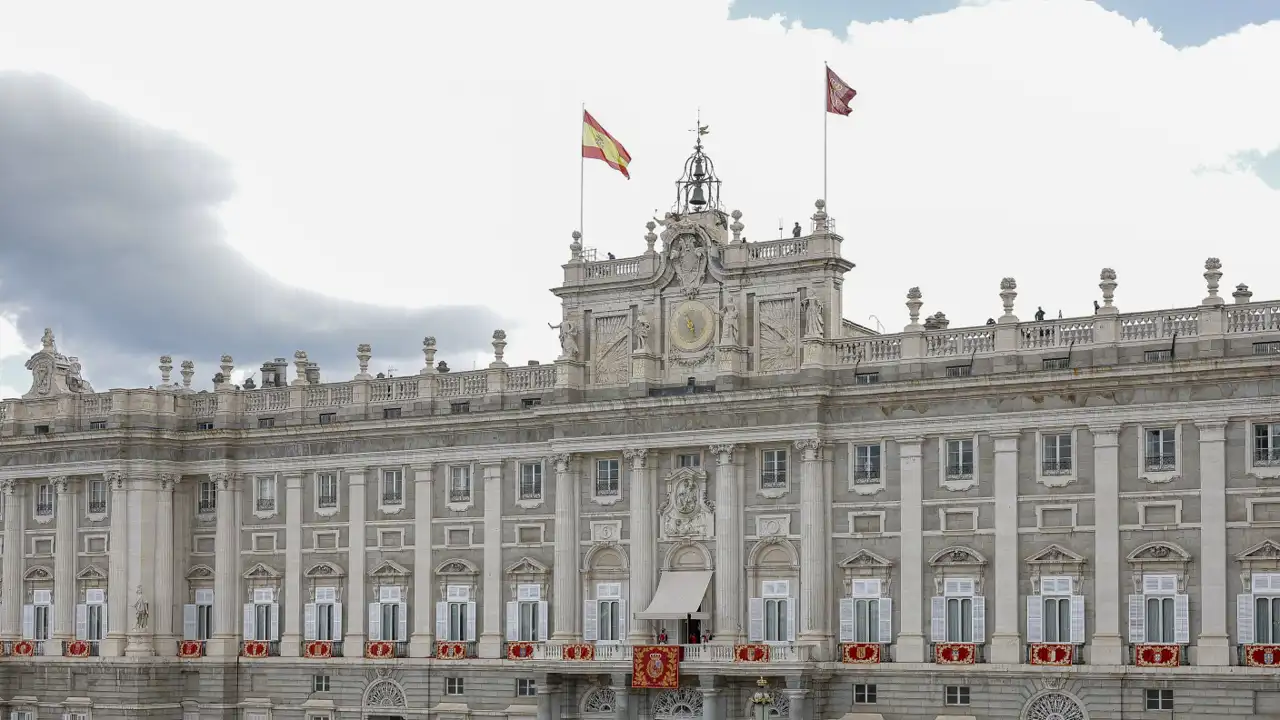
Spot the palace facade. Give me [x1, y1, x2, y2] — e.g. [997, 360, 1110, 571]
[2, 143, 1280, 720]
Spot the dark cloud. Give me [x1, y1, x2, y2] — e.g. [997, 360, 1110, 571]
[0, 73, 500, 391]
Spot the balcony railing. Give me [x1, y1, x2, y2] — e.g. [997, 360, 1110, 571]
[760, 472, 787, 490]
[1129, 643, 1187, 666]
[852, 468, 881, 483]
[35, 501, 54, 516]
[383, 491, 404, 505]
[945, 464, 974, 480]
[318, 496, 338, 509]
[1025, 642, 1082, 665]
[931, 642, 985, 664]
[302, 640, 345, 658]
[1255, 448, 1280, 467]
[255, 498, 276, 512]
[240, 640, 281, 658]
[87, 500, 107, 514]
[529, 642, 809, 663]
[447, 489, 469, 503]
[63, 640, 101, 657]
[594, 482, 619, 497]
[1144, 455, 1176, 472]
[434, 640, 478, 659]
[1042, 458, 1073, 475]
[197, 499, 216, 514]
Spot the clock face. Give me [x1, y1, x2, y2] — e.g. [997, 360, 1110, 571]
[668, 300, 715, 352]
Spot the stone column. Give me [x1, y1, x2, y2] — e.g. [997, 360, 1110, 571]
[612, 674, 630, 720]
[52, 477, 77, 651]
[551, 454, 579, 641]
[410, 464, 435, 656]
[536, 681, 555, 720]
[699, 687, 720, 720]
[711, 445, 743, 643]
[0, 480, 20, 641]
[784, 688, 807, 720]
[208, 471, 242, 657]
[152, 474, 178, 656]
[896, 438, 926, 662]
[280, 471, 304, 657]
[795, 439, 829, 653]
[103, 471, 130, 656]
[990, 433, 1021, 662]
[124, 474, 153, 656]
[1090, 426, 1123, 664]
[480, 462, 505, 658]
[345, 469, 367, 649]
[1197, 420, 1230, 665]
[625, 448, 653, 643]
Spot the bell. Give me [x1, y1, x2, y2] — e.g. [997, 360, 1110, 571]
[689, 184, 707, 207]
[693, 157, 706, 179]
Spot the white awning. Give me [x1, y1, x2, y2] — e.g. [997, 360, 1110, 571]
[636, 570, 713, 619]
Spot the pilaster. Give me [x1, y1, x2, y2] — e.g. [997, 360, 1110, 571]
[207, 471, 242, 658]
[795, 438, 830, 656]
[152, 474, 178, 656]
[625, 449, 654, 643]
[124, 474, 156, 656]
[551, 453, 579, 641]
[280, 472, 304, 657]
[990, 433, 1022, 663]
[344, 469, 367, 650]
[1197, 420, 1230, 665]
[895, 438, 926, 662]
[1090, 426, 1124, 664]
[101, 471, 129, 656]
[711, 445, 743, 644]
[611, 675, 631, 720]
[52, 477, 77, 650]
[0, 479, 20, 641]
[479, 462, 505, 658]
[410, 464, 436, 657]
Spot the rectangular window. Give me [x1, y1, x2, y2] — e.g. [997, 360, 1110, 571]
[1144, 349, 1173, 362]
[253, 601, 272, 641]
[519, 463, 542, 500]
[319, 412, 336, 425]
[1042, 433, 1072, 474]
[853, 444, 880, 483]
[255, 475, 275, 512]
[1256, 596, 1280, 644]
[197, 421, 215, 431]
[383, 469, 404, 505]
[1144, 689, 1173, 711]
[1255, 424, 1280, 467]
[850, 597, 880, 643]
[595, 459, 620, 496]
[314, 586, 339, 641]
[854, 372, 879, 385]
[677, 453, 701, 468]
[87, 480, 107, 515]
[450, 402, 470, 414]
[86, 600, 107, 641]
[35, 483, 54, 517]
[382, 407, 401, 420]
[761, 449, 788, 489]
[89, 420, 107, 430]
[1042, 357, 1069, 371]
[1042, 596, 1072, 643]
[447, 598, 469, 641]
[597, 599, 620, 641]
[380, 602, 403, 641]
[946, 597, 973, 642]
[516, 584, 542, 642]
[198, 481, 217, 514]
[317, 473, 338, 509]
[1144, 596, 1175, 643]
[258, 417, 275, 429]
[196, 590, 214, 640]
[313, 675, 331, 692]
[446, 678, 465, 696]
[34, 604, 52, 640]
[449, 466, 471, 503]
[516, 678, 537, 697]
[1144, 428, 1176, 470]
[945, 686, 970, 706]
[763, 598, 790, 642]
[946, 439, 974, 478]
[34, 424, 50, 435]
[521, 397, 542, 409]
[853, 684, 876, 704]
[946, 365, 971, 378]
[1255, 341, 1280, 355]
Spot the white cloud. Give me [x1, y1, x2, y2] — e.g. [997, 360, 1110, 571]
[0, 0, 1277, 379]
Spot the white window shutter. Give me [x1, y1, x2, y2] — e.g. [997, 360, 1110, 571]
[435, 601, 448, 640]
[1128, 595, 1145, 643]
[838, 598, 856, 642]
[270, 603, 280, 641]
[537, 601, 549, 641]
[333, 602, 343, 638]
[877, 598, 893, 643]
[74, 604, 87, 640]
[1238, 594, 1255, 645]
[1069, 595, 1085, 645]
[304, 603, 317, 641]
[183, 604, 198, 640]
[397, 602, 408, 642]
[243, 603, 255, 639]
[785, 599, 797, 642]
[1173, 594, 1190, 644]
[21, 605, 33, 639]
[582, 599, 598, 642]
[368, 602, 381, 641]
[930, 597, 946, 642]
[1142, 575, 1163, 594]
[1026, 595, 1043, 643]
[102, 603, 109, 635]
[748, 598, 765, 642]
[506, 602, 519, 642]
[971, 596, 986, 643]
[617, 600, 627, 640]
[465, 601, 477, 641]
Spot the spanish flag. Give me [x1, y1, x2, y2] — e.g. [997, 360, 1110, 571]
[582, 110, 632, 179]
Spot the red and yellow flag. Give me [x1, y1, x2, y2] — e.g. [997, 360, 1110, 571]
[582, 110, 632, 179]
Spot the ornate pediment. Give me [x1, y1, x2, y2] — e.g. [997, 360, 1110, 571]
[1126, 541, 1190, 563]
[186, 564, 215, 580]
[505, 557, 550, 577]
[1237, 539, 1280, 563]
[838, 550, 893, 596]
[658, 467, 715, 541]
[838, 549, 893, 569]
[435, 558, 480, 577]
[304, 561, 345, 578]
[76, 565, 108, 581]
[929, 546, 987, 567]
[242, 562, 281, 579]
[1026, 544, 1086, 566]
[23, 565, 53, 581]
[369, 559, 409, 579]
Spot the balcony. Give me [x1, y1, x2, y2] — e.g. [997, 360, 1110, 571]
[932, 642, 984, 664]
[63, 640, 100, 658]
[197, 499, 216, 514]
[366, 640, 409, 659]
[434, 640, 478, 659]
[1240, 644, 1280, 667]
[852, 468, 880, 484]
[446, 489, 468, 503]
[1041, 458, 1073, 476]
[35, 501, 54, 517]
[87, 500, 107, 515]
[1130, 643, 1186, 666]
[255, 498, 276, 512]
[178, 640, 206, 658]
[240, 640, 281, 658]
[528, 642, 810, 664]
[945, 465, 974, 481]
[1144, 455, 1176, 472]
[1255, 448, 1280, 468]
[383, 491, 404, 505]
[1025, 643, 1081, 666]
[302, 640, 345, 658]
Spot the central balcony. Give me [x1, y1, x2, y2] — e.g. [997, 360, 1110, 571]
[508, 642, 810, 664]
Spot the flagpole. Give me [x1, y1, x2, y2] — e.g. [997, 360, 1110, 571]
[823, 61, 829, 209]
[579, 103, 585, 240]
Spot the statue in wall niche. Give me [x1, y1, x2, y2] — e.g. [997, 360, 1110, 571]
[634, 311, 651, 352]
[548, 319, 580, 360]
[803, 297, 825, 337]
[721, 300, 740, 345]
[133, 585, 150, 630]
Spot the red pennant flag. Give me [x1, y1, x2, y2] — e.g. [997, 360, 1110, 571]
[826, 66, 857, 116]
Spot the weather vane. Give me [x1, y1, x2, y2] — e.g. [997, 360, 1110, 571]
[689, 109, 709, 146]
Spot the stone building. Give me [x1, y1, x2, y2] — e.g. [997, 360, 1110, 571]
[1, 141, 1280, 720]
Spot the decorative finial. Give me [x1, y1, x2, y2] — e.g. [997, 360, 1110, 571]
[355, 344, 372, 380]
[906, 287, 923, 327]
[180, 360, 195, 391]
[1202, 257, 1223, 306]
[570, 231, 583, 262]
[1098, 268, 1118, 311]
[999, 277, 1018, 322]
[218, 356, 234, 390]
[1233, 283, 1253, 305]
[491, 330, 508, 368]
[292, 351, 310, 386]
[41, 328, 55, 353]
[729, 209, 744, 243]
[159, 356, 174, 387]
[421, 336, 438, 375]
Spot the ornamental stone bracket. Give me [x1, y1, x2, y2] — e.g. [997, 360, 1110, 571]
[658, 467, 715, 541]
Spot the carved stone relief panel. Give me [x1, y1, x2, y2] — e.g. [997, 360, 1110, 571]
[757, 298, 798, 372]
[592, 314, 631, 385]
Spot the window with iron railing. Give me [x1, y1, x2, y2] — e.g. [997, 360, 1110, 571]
[449, 466, 471, 503]
[35, 483, 54, 517]
[88, 479, 107, 514]
[198, 481, 217, 513]
[1042, 433, 1072, 475]
[1144, 428, 1176, 471]
[761, 449, 788, 489]
[853, 444, 880, 483]
[945, 439, 974, 479]
[317, 473, 338, 509]
[1255, 424, 1280, 467]
[519, 463, 542, 500]
[382, 470, 405, 505]
[595, 459, 620, 496]
[255, 475, 276, 512]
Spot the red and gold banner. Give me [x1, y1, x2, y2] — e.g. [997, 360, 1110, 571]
[178, 640, 204, 659]
[1135, 643, 1180, 667]
[65, 640, 91, 658]
[632, 645, 680, 689]
[304, 641, 333, 659]
[11, 640, 34, 657]
[934, 642, 976, 664]
[734, 644, 770, 663]
[507, 641, 535, 660]
[563, 643, 596, 661]
[365, 641, 394, 658]
[841, 643, 882, 664]
[1244, 644, 1280, 667]
[436, 641, 468, 660]
[1028, 643, 1073, 666]
[240, 641, 268, 658]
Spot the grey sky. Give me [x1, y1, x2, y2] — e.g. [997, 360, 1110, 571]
[0, 73, 500, 392]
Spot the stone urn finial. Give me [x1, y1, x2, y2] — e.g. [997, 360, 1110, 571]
[999, 277, 1018, 321]
[644, 221, 658, 254]
[570, 231, 583, 262]
[811, 199, 829, 233]
[218, 356, 234, 389]
[159, 356, 173, 387]
[729, 210, 744, 243]
[906, 287, 923, 326]
[355, 344, 372, 380]
[1202, 257, 1223, 305]
[491, 330, 508, 368]
[293, 350, 310, 386]
[1233, 283, 1253, 305]
[421, 336, 438, 374]
[179, 360, 195, 391]
[1098, 268, 1117, 309]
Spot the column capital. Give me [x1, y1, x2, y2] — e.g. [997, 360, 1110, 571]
[105, 471, 126, 491]
[622, 448, 648, 469]
[992, 433, 1020, 452]
[210, 471, 242, 490]
[345, 469, 368, 486]
[0, 478, 16, 496]
[1196, 420, 1228, 441]
[158, 473, 182, 493]
[51, 476, 73, 494]
[709, 444, 740, 465]
[1089, 426, 1121, 446]
[412, 465, 435, 482]
[548, 453, 574, 473]
[894, 437, 924, 455]
[793, 438, 822, 460]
